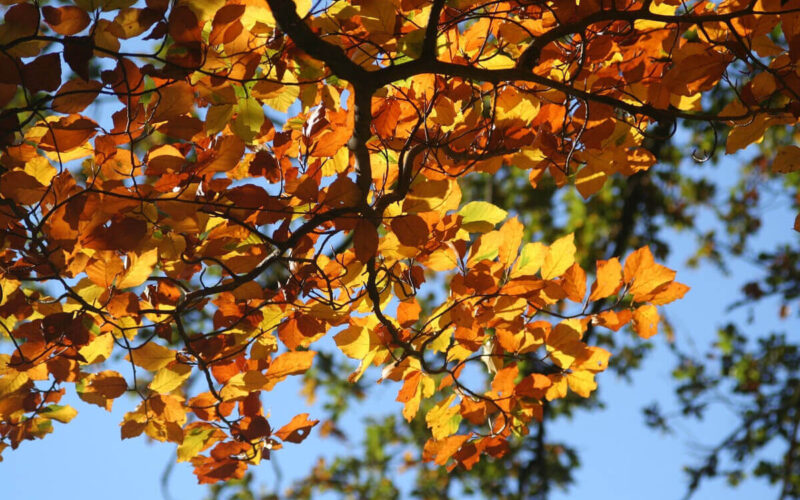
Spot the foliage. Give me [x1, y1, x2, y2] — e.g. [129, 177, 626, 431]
[0, 0, 798, 495]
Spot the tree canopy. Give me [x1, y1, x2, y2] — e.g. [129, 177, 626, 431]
[0, 0, 799, 496]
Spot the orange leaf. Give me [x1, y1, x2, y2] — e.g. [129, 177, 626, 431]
[397, 300, 421, 327]
[42, 6, 91, 35]
[561, 263, 586, 303]
[85, 251, 125, 288]
[647, 281, 690, 306]
[38, 115, 98, 152]
[275, 413, 318, 443]
[593, 310, 632, 332]
[202, 135, 246, 173]
[423, 434, 471, 466]
[588, 258, 622, 301]
[623, 247, 676, 302]
[263, 351, 316, 390]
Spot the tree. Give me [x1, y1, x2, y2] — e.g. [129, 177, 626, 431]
[0, 0, 798, 495]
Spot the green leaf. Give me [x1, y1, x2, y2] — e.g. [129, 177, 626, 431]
[40, 404, 78, 423]
[177, 426, 216, 462]
[458, 201, 508, 233]
[231, 97, 264, 143]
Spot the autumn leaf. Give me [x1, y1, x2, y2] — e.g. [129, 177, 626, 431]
[588, 258, 623, 301]
[623, 247, 676, 302]
[632, 304, 659, 339]
[128, 342, 176, 372]
[0, 0, 772, 486]
[149, 363, 192, 394]
[459, 201, 508, 233]
[542, 234, 576, 280]
[275, 413, 318, 443]
[426, 395, 462, 441]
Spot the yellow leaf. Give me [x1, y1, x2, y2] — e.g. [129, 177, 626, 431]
[574, 346, 611, 373]
[427, 328, 452, 353]
[546, 319, 585, 369]
[177, 424, 224, 462]
[545, 374, 568, 401]
[231, 97, 264, 143]
[575, 163, 607, 198]
[40, 404, 78, 423]
[117, 246, 158, 289]
[567, 370, 597, 397]
[511, 242, 546, 278]
[359, 1, 397, 37]
[458, 201, 508, 233]
[493, 296, 527, 322]
[426, 394, 461, 440]
[466, 230, 502, 266]
[541, 234, 576, 280]
[149, 364, 192, 394]
[220, 371, 267, 400]
[479, 53, 516, 69]
[182, 0, 225, 21]
[0, 370, 29, 398]
[334, 320, 373, 360]
[79, 333, 114, 364]
[24, 156, 56, 186]
[128, 342, 176, 371]
[424, 245, 459, 271]
[205, 104, 233, 136]
[632, 304, 659, 339]
[400, 372, 434, 422]
[726, 114, 770, 154]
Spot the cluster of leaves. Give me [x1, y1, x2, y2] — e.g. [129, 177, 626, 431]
[0, 0, 798, 491]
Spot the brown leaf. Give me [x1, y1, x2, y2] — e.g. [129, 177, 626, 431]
[390, 214, 429, 247]
[22, 53, 61, 93]
[151, 81, 196, 122]
[353, 220, 379, 263]
[42, 6, 91, 36]
[63, 36, 93, 82]
[52, 79, 103, 114]
[38, 115, 98, 152]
